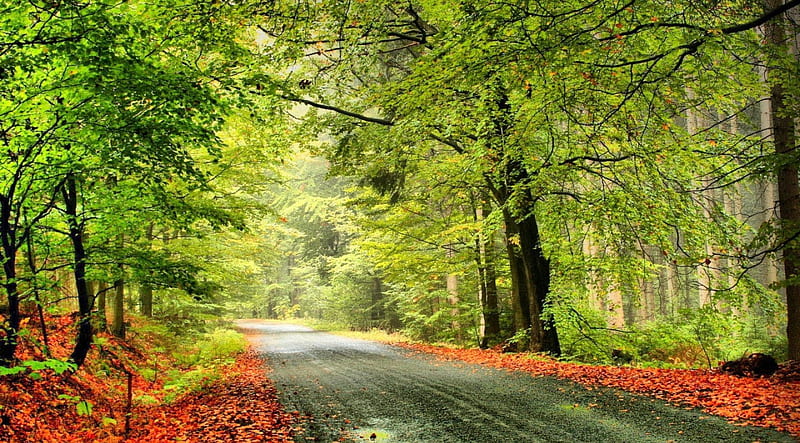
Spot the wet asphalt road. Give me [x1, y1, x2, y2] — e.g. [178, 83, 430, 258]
[240, 321, 795, 443]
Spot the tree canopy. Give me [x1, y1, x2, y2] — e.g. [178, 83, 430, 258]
[2, 0, 800, 372]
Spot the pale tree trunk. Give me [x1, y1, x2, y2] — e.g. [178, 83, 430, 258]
[445, 247, 462, 343]
[111, 235, 126, 338]
[139, 222, 155, 317]
[764, 0, 800, 359]
[685, 90, 717, 307]
[582, 230, 624, 328]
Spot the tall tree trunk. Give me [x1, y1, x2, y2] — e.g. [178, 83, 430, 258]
[504, 213, 531, 336]
[63, 174, 93, 367]
[370, 276, 384, 325]
[111, 278, 125, 338]
[0, 199, 20, 366]
[765, 0, 800, 360]
[445, 247, 462, 342]
[96, 281, 108, 332]
[482, 249, 500, 344]
[139, 222, 155, 317]
[139, 285, 153, 318]
[516, 210, 561, 354]
[503, 208, 561, 354]
[475, 202, 500, 348]
[485, 90, 560, 354]
[111, 234, 126, 338]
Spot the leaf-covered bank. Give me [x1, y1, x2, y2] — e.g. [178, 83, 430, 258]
[0, 315, 294, 442]
[396, 343, 800, 437]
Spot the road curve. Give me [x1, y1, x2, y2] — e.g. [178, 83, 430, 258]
[240, 321, 794, 443]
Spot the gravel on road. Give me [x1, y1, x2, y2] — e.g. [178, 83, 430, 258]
[240, 321, 795, 443]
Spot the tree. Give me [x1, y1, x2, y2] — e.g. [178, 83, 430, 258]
[762, 0, 800, 359]
[253, 0, 800, 356]
[1, 0, 253, 366]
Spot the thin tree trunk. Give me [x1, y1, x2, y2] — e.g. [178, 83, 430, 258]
[370, 276, 383, 325]
[111, 235, 126, 338]
[139, 222, 155, 317]
[445, 246, 462, 342]
[504, 213, 531, 336]
[96, 281, 108, 331]
[111, 278, 125, 338]
[0, 200, 20, 366]
[23, 225, 50, 356]
[63, 174, 93, 367]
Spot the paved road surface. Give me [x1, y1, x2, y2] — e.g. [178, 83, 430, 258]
[241, 321, 794, 442]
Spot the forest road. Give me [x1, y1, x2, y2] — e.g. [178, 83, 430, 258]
[240, 321, 795, 443]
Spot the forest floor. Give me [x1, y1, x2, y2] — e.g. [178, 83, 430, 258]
[247, 320, 798, 442]
[394, 342, 800, 439]
[0, 315, 296, 442]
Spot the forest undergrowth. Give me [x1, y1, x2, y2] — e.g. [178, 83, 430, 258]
[0, 314, 294, 442]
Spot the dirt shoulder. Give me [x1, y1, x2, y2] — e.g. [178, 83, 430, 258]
[394, 342, 800, 439]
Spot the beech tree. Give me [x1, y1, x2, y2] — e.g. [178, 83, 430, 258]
[0, 0, 252, 366]
[252, 0, 800, 356]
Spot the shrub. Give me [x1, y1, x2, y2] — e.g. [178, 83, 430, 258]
[173, 328, 248, 367]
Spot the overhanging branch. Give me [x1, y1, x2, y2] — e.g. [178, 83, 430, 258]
[281, 95, 394, 126]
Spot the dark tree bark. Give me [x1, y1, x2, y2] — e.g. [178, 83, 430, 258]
[764, 0, 800, 360]
[111, 277, 126, 338]
[0, 198, 20, 366]
[482, 252, 501, 344]
[139, 284, 153, 318]
[476, 237, 501, 347]
[503, 210, 561, 354]
[474, 199, 501, 348]
[516, 211, 560, 354]
[503, 212, 531, 336]
[63, 174, 93, 367]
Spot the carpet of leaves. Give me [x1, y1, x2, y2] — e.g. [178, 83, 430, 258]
[0, 314, 294, 442]
[128, 350, 295, 442]
[395, 343, 800, 437]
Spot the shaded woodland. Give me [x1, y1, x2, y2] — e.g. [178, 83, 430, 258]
[2, 0, 800, 377]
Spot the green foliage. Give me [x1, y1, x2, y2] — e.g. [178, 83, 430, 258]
[557, 305, 786, 368]
[151, 327, 247, 403]
[173, 328, 248, 367]
[163, 368, 221, 403]
[134, 394, 161, 406]
[0, 359, 77, 378]
[57, 395, 93, 417]
[556, 308, 622, 364]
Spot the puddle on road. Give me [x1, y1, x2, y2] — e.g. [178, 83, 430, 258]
[350, 428, 393, 441]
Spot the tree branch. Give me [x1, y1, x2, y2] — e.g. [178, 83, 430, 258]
[722, 0, 800, 35]
[281, 95, 394, 126]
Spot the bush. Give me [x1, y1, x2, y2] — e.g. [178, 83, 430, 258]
[173, 328, 248, 367]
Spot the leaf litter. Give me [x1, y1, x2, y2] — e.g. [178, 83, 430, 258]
[394, 343, 800, 437]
